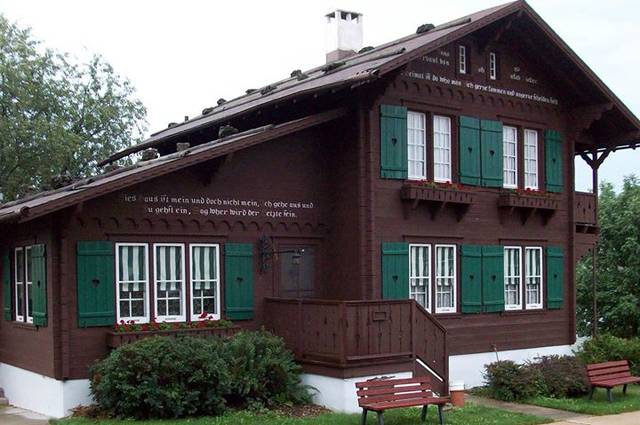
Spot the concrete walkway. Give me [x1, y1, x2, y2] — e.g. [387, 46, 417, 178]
[0, 406, 50, 425]
[466, 393, 640, 424]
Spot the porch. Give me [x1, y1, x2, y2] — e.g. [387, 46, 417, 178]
[263, 297, 448, 394]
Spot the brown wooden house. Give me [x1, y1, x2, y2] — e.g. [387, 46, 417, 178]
[1, 1, 638, 417]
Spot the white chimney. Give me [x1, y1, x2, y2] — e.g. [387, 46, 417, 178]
[325, 9, 363, 63]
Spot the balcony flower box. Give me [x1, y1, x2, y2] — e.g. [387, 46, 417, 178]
[498, 189, 558, 224]
[106, 322, 241, 349]
[401, 182, 474, 221]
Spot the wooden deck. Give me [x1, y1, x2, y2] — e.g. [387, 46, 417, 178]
[264, 298, 448, 393]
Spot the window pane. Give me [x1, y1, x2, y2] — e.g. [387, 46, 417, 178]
[504, 248, 521, 309]
[433, 116, 452, 182]
[409, 245, 430, 311]
[155, 245, 184, 320]
[191, 245, 219, 318]
[525, 248, 543, 308]
[407, 111, 426, 180]
[503, 126, 518, 188]
[436, 246, 456, 312]
[117, 244, 148, 322]
[524, 130, 538, 189]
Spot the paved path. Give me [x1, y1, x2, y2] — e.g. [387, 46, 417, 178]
[0, 406, 50, 425]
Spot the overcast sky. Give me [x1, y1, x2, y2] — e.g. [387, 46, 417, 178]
[1, 0, 638, 191]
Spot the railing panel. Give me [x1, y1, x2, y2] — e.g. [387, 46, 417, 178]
[575, 191, 597, 225]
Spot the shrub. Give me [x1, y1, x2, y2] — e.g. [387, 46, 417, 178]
[223, 330, 311, 409]
[576, 335, 640, 375]
[483, 360, 546, 401]
[530, 355, 590, 398]
[90, 336, 230, 419]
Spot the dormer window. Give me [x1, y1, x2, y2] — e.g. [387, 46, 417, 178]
[489, 52, 498, 80]
[458, 45, 467, 74]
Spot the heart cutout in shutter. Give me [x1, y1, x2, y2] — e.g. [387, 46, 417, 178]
[491, 274, 496, 281]
[237, 276, 244, 283]
[490, 150, 495, 156]
[468, 147, 473, 153]
[392, 137, 398, 145]
[91, 278, 100, 288]
[392, 275, 398, 281]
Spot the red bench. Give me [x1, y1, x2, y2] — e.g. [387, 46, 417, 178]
[355, 376, 450, 425]
[587, 360, 640, 402]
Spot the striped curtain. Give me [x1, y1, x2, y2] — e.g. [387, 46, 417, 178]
[156, 245, 182, 291]
[191, 246, 217, 290]
[119, 245, 146, 292]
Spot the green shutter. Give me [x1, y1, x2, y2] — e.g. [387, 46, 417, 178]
[31, 244, 47, 327]
[459, 116, 481, 185]
[461, 245, 482, 313]
[545, 130, 563, 192]
[2, 254, 10, 321]
[381, 242, 409, 300]
[482, 245, 504, 313]
[380, 105, 408, 179]
[546, 246, 564, 309]
[77, 241, 115, 327]
[480, 119, 503, 187]
[224, 243, 254, 320]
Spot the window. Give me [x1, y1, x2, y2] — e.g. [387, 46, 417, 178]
[435, 245, 456, 313]
[458, 45, 467, 74]
[409, 244, 431, 311]
[524, 129, 538, 189]
[116, 243, 149, 323]
[407, 111, 427, 180]
[504, 247, 522, 310]
[503, 126, 518, 188]
[525, 247, 543, 309]
[433, 115, 452, 182]
[190, 244, 220, 320]
[24, 246, 33, 323]
[14, 248, 24, 322]
[153, 244, 186, 322]
[489, 52, 498, 80]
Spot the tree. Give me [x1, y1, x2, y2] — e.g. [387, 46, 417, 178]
[0, 15, 147, 201]
[577, 176, 640, 337]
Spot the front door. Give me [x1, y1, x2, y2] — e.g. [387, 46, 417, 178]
[279, 245, 316, 298]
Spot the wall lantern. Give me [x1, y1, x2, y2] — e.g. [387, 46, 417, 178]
[258, 235, 305, 273]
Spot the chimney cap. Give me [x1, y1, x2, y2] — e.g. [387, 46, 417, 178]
[325, 9, 362, 19]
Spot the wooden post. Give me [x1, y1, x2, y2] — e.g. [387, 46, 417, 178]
[591, 150, 599, 338]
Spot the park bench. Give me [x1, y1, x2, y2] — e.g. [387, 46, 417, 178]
[587, 360, 640, 402]
[355, 376, 450, 425]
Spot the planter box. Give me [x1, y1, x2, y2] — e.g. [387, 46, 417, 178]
[498, 191, 559, 211]
[106, 325, 241, 349]
[401, 184, 474, 221]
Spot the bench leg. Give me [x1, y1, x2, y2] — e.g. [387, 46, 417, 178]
[377, 411, 384, 425]
[623, 384, 628, 395]
[420, 405, 428, 425]
[607, 388, 613, 402]
[438, 404, 445, 425]
[589, 387, 596, 400]
[361, 409, 368, 425]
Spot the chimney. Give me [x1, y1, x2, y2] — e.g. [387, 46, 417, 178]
[325, 9, 363, 63]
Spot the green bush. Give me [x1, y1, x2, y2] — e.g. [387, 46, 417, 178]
[484, 360, 546, 401]
[576, 335, 640, 375]
[223, 330, 311, 409]
[530, 356, 590, 398]
[90, 336, 230, 419]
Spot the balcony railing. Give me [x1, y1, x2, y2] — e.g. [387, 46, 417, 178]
[575, 191, 597, 228]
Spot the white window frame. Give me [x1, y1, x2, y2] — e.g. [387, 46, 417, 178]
[153, 243, 186, 323]
[489, 52, 497, 80]
[458, 45, 467, 74]
[14, 247, 24, 322]
[190, 243, 221, 321]
[504, 247, 523, 310]
[503, 126, 518, 189]
[409, 244, 431, 312]
[433, 115, 452, 183]
[115, 243, 150, 324]
[407, 111, 427, 180]
[524, 129, 539, 190]
[525, 247, 544, 310]
[25, 246, 33, 324]
[435, 244, 457, 314]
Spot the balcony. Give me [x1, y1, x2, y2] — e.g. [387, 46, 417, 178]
[401, 182, 474, 221]
[264, 298, 448, 394]
[575, 191, 598, 233]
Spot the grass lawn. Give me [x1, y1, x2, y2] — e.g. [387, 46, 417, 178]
[51, 404, 551, 425]
[525, 384, 640, 416]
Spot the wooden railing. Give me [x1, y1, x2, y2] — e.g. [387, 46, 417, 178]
[264, 298, 448, 390]
[575, 191, 597, 226]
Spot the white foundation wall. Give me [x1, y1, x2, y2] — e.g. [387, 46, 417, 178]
[0, 362, 92, 418]
[301, 371, 412, 413]
[449, 344, 576, 389]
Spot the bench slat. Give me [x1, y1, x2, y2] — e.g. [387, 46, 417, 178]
[360, 391, 435, 406]
[588, 366, 631, 377]
[591, 376, 640, 388]
[355, 377, 430, 389]
[587, 360, 629, 371]
[590, 372, 633, 382]
[357, 383, 432, 398]
[362, 396, 450, 411]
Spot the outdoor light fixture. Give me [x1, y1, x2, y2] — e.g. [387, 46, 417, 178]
[258, 235, 305, 273]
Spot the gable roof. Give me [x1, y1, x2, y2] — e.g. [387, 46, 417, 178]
[101, 0, 640, 165]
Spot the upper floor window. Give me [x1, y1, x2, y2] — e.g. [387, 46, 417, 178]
[458, 45, 467, 74]
[489, 52, 498, 80]
[524, 129, 539, 189]
[407, 111, 427, 180]
[503, 126, 518, 188]
[409, 244, 431, 312]
[116, 243, 150, 323]
[435, 245, 456, 314]
[433, 115, 452, 182]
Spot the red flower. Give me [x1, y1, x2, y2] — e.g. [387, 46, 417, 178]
[199, 312, 208, 319]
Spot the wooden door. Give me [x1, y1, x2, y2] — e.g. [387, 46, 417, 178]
[279, 246, 316, 299]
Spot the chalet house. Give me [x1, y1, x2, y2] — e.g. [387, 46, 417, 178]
[1, 1, 638, 418]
